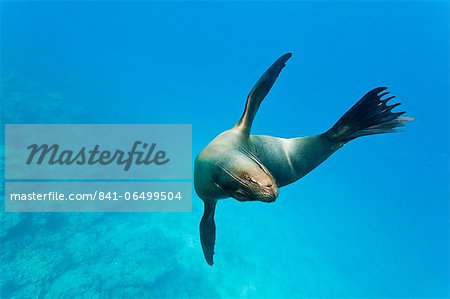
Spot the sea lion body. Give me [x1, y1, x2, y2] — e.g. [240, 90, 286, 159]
[248, 134, 343, 187]
[194, 53, 411, 265]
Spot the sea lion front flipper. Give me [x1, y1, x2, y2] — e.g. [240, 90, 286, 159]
[200, 200, 217, 266]
[236, 53, 292, 134]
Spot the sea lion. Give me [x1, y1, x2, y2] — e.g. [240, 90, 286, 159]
[194, 53, 411, 266]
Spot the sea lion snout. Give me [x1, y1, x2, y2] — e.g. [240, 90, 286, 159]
[256, 183, 278, 202]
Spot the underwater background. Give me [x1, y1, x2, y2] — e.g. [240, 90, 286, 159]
[1, 1, 448, 298]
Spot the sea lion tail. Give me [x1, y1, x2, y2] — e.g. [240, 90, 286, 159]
[324, 87, 413, 143]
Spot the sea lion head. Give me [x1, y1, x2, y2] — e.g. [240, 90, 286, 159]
[215, 152, 278, 203]
[231, 171, 278, 202]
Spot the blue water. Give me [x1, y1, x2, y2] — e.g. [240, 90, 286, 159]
[1, 1, 448, 298]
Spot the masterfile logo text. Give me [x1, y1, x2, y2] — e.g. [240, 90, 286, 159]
[4, 124, 192, 212]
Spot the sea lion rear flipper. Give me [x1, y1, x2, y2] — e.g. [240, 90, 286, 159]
[248, 88, 413, 187]
[200, 200, 217, 266]
[236, 53, 292, 134]
[324, 87, 413, 142]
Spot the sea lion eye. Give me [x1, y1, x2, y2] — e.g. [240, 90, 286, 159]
[245, 175, 259, 185]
